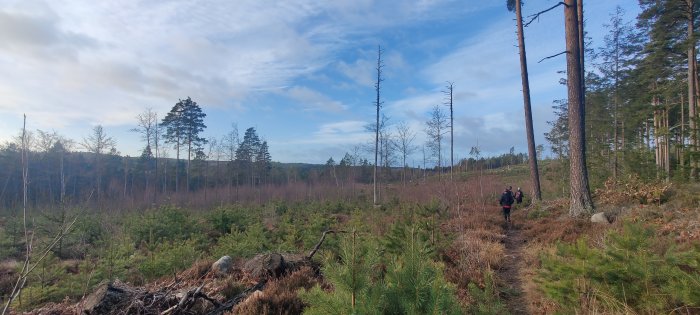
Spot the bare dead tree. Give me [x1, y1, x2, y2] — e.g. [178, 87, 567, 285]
[443, 82, 455, 180]
[373, 45, 384, 206]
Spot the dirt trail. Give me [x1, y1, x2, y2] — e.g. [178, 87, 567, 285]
[498, 221, 529, 315]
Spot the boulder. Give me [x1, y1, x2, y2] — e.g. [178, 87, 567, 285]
[212, 255, 233, 276]
[243, 253, 286, 279]
[590, 212, 610, 224]
[82, 280, 139, 315]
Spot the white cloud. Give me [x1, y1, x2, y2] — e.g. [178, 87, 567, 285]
[282, 120, 370, 146]
[0, 0, 640, 163]
[337, 57, 376, 87]
[284, 86, 347, 112]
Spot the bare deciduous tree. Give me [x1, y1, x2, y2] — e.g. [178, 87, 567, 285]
[395, 121, 417, 185]
[425, 105, 449, 176]
[82, 125, 116, 202]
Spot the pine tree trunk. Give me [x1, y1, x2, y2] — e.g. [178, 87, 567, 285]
[187, 140, 191, 192]
[653, 100, 661, 177]
[613, 31, 620, 179]
[175, 140, 180, 193]
[682, 93, 686, 169]
[515, 0, 542, 201]
[565, 0, 594, 216]
[154, 116, 158, 204]
[665, 102, 671, 180]
[688, 1, 698, 178]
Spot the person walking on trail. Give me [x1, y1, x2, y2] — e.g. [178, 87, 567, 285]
[499, 186, 514, 223]
[515, 187, 524, 204]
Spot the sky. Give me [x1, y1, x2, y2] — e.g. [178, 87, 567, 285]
[0, 0, 640, 165]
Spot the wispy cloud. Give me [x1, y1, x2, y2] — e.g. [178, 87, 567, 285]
[284, 86, 348, 112]
[0, 0, 640, 163]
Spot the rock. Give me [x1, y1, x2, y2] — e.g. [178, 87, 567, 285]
[212, 255, 233, 275]
[243, 253, 286, 279]
[82, 280, 139, 315]
[590, 212, 610, 224]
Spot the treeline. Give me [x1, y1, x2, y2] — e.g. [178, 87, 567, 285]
[0, 138, 373, 209]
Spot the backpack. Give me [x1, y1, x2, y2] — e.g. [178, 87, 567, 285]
[501, 191, 514, 206]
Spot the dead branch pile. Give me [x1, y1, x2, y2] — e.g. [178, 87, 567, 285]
[13, 230, 339, 315]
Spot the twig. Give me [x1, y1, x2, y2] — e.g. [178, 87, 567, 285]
[205, 280, 266, 315]
[161, 282, 206, 315]
[307, 230, 347, 260]
[538, 51, 568, 63]
[524, 2, 567, 27]
[2, 202, 87, 314]
[2, 115, 29, 315]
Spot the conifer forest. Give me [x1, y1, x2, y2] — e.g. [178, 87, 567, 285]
[1, 1, 700, 314]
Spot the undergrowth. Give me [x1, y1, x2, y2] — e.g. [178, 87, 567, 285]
[538, 223, 700, 314]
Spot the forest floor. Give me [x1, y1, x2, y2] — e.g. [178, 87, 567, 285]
[497, 218, 529, 315]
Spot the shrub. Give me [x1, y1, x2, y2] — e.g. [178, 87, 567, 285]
[302, 226, 463, 314]
[138, 239, 200, 280]
[381, 229, 463, 315]
[538, 223, 700, 313]
[206, 206, 253, 236]
[211, 222, 269, 259]
[128, 206, 199, 246]
[301, 232, 385, 315]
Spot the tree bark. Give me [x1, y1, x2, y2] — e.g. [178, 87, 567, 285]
[687, 0, 698, 178]
[515, 0, 542, 201]
[564, 0, 594, 216]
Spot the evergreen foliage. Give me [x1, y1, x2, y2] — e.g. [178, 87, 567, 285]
[538, 223, 700, 313]
[128, 206, 198, 246]
[138, 239, 200, 280]
[302, 225, 462, 314]
[212, 222, 269, 259]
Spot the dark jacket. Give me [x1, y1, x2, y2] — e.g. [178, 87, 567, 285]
[515, 190, 523, 202]
[499, 190, 514, 207]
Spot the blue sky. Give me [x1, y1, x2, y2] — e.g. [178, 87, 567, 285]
[0, 0, 639, 164]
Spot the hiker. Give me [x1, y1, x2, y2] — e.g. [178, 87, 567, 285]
[514, 187, 524, 204]
[499, 186, 514, 222]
